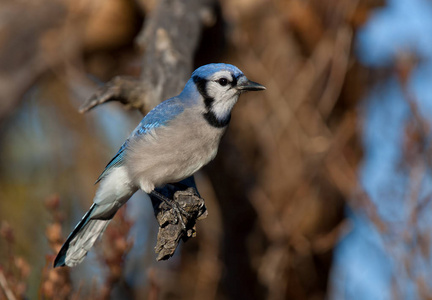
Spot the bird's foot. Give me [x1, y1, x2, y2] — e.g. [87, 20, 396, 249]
[150, 190, 192, 229]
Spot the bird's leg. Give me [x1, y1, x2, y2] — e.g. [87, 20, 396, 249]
[150, 190, 192, 229]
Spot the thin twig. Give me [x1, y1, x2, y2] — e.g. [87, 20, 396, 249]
[0, 269, 16, 300]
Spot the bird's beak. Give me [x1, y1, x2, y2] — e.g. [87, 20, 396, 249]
[237, 78, 266, 92]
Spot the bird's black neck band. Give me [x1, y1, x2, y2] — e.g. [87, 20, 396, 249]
[192, 75, 230, 128]
[203, 111, 231, 128]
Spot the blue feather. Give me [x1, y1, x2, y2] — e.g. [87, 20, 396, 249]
[96, 98, 184, 183]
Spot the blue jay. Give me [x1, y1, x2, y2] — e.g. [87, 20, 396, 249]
[54, 63, 265, 267]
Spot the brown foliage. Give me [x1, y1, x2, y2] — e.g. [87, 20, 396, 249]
[0, 222, 30, 300]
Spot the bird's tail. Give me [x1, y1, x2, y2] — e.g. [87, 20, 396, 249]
[54, 204, 111, 268]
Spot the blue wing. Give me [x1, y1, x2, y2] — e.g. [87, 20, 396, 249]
[95, 98, 184, 183]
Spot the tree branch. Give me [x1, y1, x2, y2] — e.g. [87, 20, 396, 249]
[151, 183, 208, 261]
[81, 0, 215, 114]
[79, 76, 146, 113]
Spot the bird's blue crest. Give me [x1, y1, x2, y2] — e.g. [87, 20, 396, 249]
[192, 63, 244, 79]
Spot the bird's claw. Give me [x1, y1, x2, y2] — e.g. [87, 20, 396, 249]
[171, 204, 187, 230]
[150, 190, 192, 230]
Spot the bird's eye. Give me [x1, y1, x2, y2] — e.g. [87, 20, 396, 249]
[218, 78, 229, 86]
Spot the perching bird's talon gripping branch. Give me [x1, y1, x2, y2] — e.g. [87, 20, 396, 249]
[151, 187, 207, 261]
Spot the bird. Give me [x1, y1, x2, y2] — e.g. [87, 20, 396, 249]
[54, 63, 265, 267]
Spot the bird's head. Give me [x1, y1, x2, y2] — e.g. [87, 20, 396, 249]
[190, 63, 265, 128]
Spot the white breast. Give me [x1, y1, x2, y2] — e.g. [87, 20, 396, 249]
[124, 108, 226, 192]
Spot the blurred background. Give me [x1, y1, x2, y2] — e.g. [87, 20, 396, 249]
[1, 0, 432, 299]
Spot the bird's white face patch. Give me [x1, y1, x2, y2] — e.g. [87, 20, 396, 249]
[204, 70, 242, 120]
